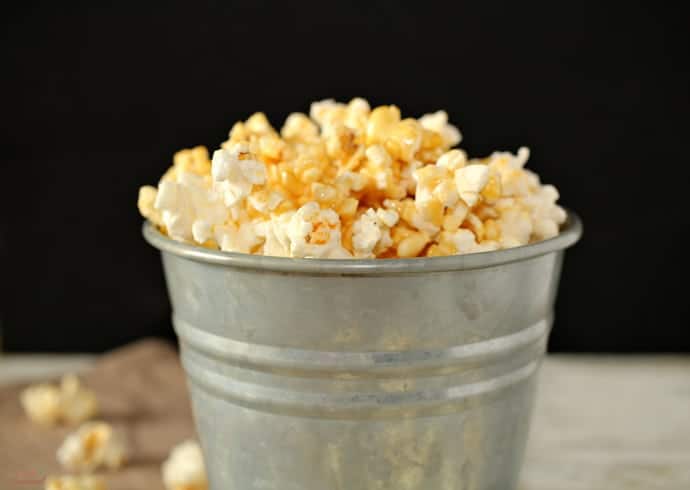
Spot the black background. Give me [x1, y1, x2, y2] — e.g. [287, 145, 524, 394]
[2, 1, 689, 352]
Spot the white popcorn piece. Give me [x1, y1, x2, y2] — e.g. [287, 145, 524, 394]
[155, 172, 228, 243]
[352, 208, 399, 257]
[285, 202, 351, 258]
[191, 220, 212, 244]
[215, 221, 263, 254]
[455, 164, 490, 207]
[45, 474, 107, 490]
[257, 213, 293, 257]
[498, 207, 533, 246]
[445, 229, 498, 254]
[21, 383, 62, 426]
[57, 422, 127, 472]
[211, 144, 266, 207]
[21, 375, 98, 427]
[162, 440, 208, 490]
[418, 110, 462, 147]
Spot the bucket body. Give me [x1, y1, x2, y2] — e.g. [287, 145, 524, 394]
[144, 213, 581, 490]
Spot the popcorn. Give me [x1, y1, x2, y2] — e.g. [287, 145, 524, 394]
[211, 144, 266, 207]
[455, 164, 490, 207]
[45, 475, 107, 490]
[57, 422, 127, 472]
[21, 383, 61, 426]
[285, 202, 350, 258]
[21, 375, 98, 427]
[138, 99, 568, 258]
[418, 110, 462, 148]
[281, 113, 319, 141]
[155, 173, 228, 243]
[352, 208, 399, 257]
[162, 440, 208, 490]
[137, 186, 162, 227]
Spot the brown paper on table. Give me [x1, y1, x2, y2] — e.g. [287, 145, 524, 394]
[0, 339, 196, 490]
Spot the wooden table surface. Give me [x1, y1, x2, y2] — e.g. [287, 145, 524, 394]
[1, 354, 688, 490]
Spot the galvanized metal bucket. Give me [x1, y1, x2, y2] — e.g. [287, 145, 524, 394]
[143, 212, 582, 490]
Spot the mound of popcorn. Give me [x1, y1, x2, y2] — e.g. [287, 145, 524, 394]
[21, 375, 98, 426]
[57, 422, 127, 472]
[138, 98, 567, 258]
[161, 440, 208, 490]
[44, 475, 107, 490]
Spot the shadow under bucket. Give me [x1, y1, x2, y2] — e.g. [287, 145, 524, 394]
[143, 211, 582, 490]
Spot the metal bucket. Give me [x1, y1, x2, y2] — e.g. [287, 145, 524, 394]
[143, 212, 582, 490]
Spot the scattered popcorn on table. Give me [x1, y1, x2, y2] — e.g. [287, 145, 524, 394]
[21, 375, 98, 426]
[162, 440, 208, 490]
[45, 475, 107, 490]
[138, 99, 567, 258]
[57, 422, 127, 472]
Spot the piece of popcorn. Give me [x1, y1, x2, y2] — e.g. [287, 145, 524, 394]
[396, 230, 430, 258]
[57, 422, 127, 472]
[497, 206, 533, 246]
[285, 202, 351, 258]
[21, 375, 98, 427]
[322, 122, 356, 159]
[455, 164, 490, 207]
[442, 229, 481, 254]
[213, 221, 264, 254]
[310, 99, 347, 131]
[21, 383, 61, 426]
[352, 208, 399, 257]
[436, 149, 467, 170]
[418, 110, 462, 147]
[244, 112, 275, 136]
[211, 144, 266, 207]
[365, 145, 392, 168]
[45, 475, 107, 490]
[155, 173, 228, 243]
[162, 440, 208, 490]
[281, 113, 319, 141]
[344, 97, 370, 132]
[366, 105, 401, 145]
[137, 186, 163, 227]
[385, 118, 422, 163]
[442, 202, 469, 231]
[335, 171, 367, 193]
[173, 146, 212, 176]
[247, 189, 284, 214]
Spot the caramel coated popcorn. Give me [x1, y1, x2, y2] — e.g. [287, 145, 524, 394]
[57, 422, 127, 472]
[138, 98, 566, 258]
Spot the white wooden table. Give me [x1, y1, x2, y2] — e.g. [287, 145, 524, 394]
[1, 354, 688, 490]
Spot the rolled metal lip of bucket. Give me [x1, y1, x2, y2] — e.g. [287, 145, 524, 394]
[142, 209, 582, 273]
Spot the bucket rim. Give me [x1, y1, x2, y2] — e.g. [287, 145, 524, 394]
[142, 209, 582, 274]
